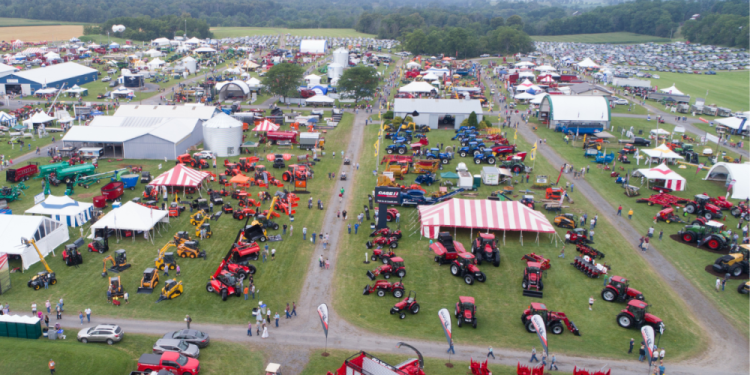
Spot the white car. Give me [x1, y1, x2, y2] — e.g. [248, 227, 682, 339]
[101, 77, 112, 82]
[480, 54, 490, 58]
[613, 98, 628, 105]
[193, 150, 215, 159]
[652, 74, 660, 79]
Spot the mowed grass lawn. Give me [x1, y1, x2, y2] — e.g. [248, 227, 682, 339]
[0, 113, 355, 325]
[532, 32, 676, 44]
[0, 332, 265, 375]
[0, 17, 85, 26]
[532, 116, 750, 335]
[645, 71, 749, 113]
[211, 27, 375, 39]
[301, 350, 548, 375]
[0, 129, 56, 160]
[333, 124, 702, 360]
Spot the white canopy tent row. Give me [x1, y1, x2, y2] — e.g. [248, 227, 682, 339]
[399, 81, 438, 94]
[0, 215, 69, 270]
[306, 95, 335, 105]
[660, 84, 685, 96]
[641, 144, 684, 163]
[90, 201, 169, 244]
[25, 195, 94, 227]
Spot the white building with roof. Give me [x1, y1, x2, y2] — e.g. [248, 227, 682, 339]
[394, 98, 483, 130]
[300, 40, 327, 54]
[538, 95, 610, 130]
[0, 62, 98, 95]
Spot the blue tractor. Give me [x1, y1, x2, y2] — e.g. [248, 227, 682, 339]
[458, 141, 486, 158]
[386, 142, 410, 155]
[473, 149, 497, 165]
[458, 135, 480, 147]
[456, 126, 476, 133]
[452, 130, 478, 141]
[595, 152, 615, 164]
[415, 172, 439, 186]
[425, 148, 453, 164]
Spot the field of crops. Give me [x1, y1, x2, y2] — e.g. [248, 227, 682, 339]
[532, 32, 676, 44]
[0, 25, 83, 42]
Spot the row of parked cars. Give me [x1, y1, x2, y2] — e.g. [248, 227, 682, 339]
[77, 324, 210, 374]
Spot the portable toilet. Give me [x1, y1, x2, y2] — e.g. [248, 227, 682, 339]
[6, 317, 18, 337]
[0, 315, 7, 336]
[473, 175, 482, 190]
[23, 316, 42, 339]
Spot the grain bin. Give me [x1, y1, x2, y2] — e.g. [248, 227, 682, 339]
[202, 113, 242, 157]
[333, 48, 348, 67]
[183, 56, 197, 74]
[328, 63, 344, 81]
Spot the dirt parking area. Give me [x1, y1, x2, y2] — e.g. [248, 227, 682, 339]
[0, 25, 83, 42]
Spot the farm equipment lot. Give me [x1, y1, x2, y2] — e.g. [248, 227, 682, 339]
[333, 123, 701, 360]
[0, 112, 355, 324]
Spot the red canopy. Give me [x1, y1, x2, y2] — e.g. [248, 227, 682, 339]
[418, 198, 555, 239]
[148, 164, 209, 187]
[253, 119, 280, 132]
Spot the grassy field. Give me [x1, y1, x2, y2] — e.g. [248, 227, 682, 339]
[645, 71, 749, 113]
[301, 350, 549, 375]
[0, 17, 85, 27]
[0, 112, 354, 325]
[0, 332, 265, 375]
[532, 115, 750, 335]
[0, 126, 56, 160]
[0, 25, 83, 43]
[211, 27, 375, 39]
[332, 123, 702, 360]
[532, 32, 677, 44]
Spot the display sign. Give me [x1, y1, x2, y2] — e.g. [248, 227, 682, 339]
[34, 192, 45, 205]
[374, 186, 401, 205]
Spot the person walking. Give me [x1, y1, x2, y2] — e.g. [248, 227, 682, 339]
[589, 296, 594, 311]
[271, 248, 276, 261]
[247, 322, 253, 336]
[45, 300, 51, 314]
[44, 314, 49, 328]
[274, 312, 280, 327]
[325, 258, 330, 269]
[487, 346, 495, 359]
[354, 223, 359, 234]
[285, 304, 291, 319]
[348, 223, 351, 234]
[659, 347, 665, 362]
[292, 302, 297, 317]
[49, 359, 56, 375]
[185, 315, 192, 329]
[32, 302, 37, 316]
[629, 338, 635, 353]
[541, 354, 547, 368]
[659, 229, 663, 240]
[262, 323, 269, 338]
[319, 255, 324, 268]
[628, 208, 634, 220]
[617, 205, 622, 216]
[244, 286, 249, 300]
[176, 264, 181, 276]
[79, 311, 84, 325]
[85, 308, 91, 323]
[549, 354, 558, 370]
[303, 227, 307, 240]
[251, 284, 256, 299]
[639, 344, 646, 361]
[529, 347, 539, 362]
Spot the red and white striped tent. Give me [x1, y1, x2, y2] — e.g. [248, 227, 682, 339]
[634, 163, 686, 191]
[252, 119, 280, 132]
[418, 199, 556, 242]
[148, 164, 209, 187]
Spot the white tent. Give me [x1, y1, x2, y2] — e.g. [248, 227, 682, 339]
[405, 61, 421, 69]
[641, 144, 684, 161]
[0, 111, 16, 126]
[306, 95, 335, 104]
[34, 87, 57, 95]
[660, 84, 684, 96]
[152, 38, 171, 47]
[63, 85, 87, 95]
[26, 195, 94, 227]
[514, 92, 536, 100]
[715, 117, 747, 132]
[246, 77, 262, 87]
[194, 47, 216, 53]
[90, 201, 168, 239]
[0, 215, 69, 270]
[184, 37, 203, 46]
[705, 162, 750, 200]
[144, 49, 163, 57]
[23, 111, 56, 128]
[530, 93, 548, 104]
[577, 58, 599, 68]
[535, 65, 556, 72]
[633, 163, 686, 191]
[399, 81, 437, 93]
[147, 57, 165, 70]
[514, 61, 535, 67]
[422, 72, 439, 81]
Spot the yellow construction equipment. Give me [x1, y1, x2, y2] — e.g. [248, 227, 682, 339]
[156, 279, 184, 302]
[190, 210, 208, 226]
[137, 268, 159, 294]
[377, 175, 400, 187]
[22, 238, 58, 290]
[101, 249, 131, 277]
[109, 275, 124, 298]
[154, 243, 177, 271]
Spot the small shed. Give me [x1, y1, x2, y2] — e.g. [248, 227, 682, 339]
[481, 167, 500, 185]
[457, 171, 473, 189]
[299, 132, 320, 150]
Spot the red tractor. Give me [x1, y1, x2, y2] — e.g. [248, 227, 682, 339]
[684, 194, 723, 220]
[390, 291, 420, 319]
[206, 260, 242, 301]
[601, 276, 644, 303]
[454, 296, 478, 328]
[371, 247, 397, 264]
[229, 241, 261, 263]
[366, 257, 407, 280]
[566, 228, 594, 244]
[176, 153, 209, 169]
[521, 253, 550, 270]
[616, 300, 664, 331]
[656, 207, 685, 224]
[370, 227, 402, 239]
[363, 280, 405, 298]
[522, 262, 544, 298]
[450, 253, 486, 285]
[233, 207, 257, 220]
[521, 302, 581, 336]
[731, 202, 749, 220]
[471, 233, 500, 267]
[366, 236, 399, 249]
[374, 207, 399, 222]
[222, 203, 234, 214]
[708, 195, 734, 210]
[576, 243, 605, 259]
[281, 164, 310, 182]
[143, 185, 159, 200]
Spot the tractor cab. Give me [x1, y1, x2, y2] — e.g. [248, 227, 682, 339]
[218, 271, 237, 287]
[476, 233, 495, 247]
[438, 232, 457, 253]
[388, 257, 405, 270]
[610, 276, 630, 295]
[196, 223, 213, 238]
[459, 296, 475, 315]
[458, 252, 477, 266]
[528, 302, 548, 323]
[192, 198, 209, 211]
[520, 195, 535, 209]
[174, 231, 191, 245]
[109, 275, 124, 297]
[89, 236, 109, 253]
[705, 220, 725, 234]
[694, 194, 710, 204]
[114, 249, 128, 264]
[625, 300, 647, 322]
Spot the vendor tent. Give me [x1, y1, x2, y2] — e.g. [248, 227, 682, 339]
[514, 92, 535, 100]
[0, 215, 68, 270]
[399, 81, 437, 94]
[405, 61, 421, 69]
[577, 58, 599, 68]
[306, 95, 335, 104]
[418, 198, 555, 240]
[252, 119, 280, 132]
[660, 85, 684, 96]
[25, 195, 94, 227]
[23, 111, 55, 129]
[149, 164, 209, 188]
[422, 72, 439, 81]
[90, 201, 168, 240]
[642, 144, 684, 161]
[633, 163, 686, 191]
[704, 162, 750, 200]
[229, 174, 250, 185]
[63, 85, 87, 96]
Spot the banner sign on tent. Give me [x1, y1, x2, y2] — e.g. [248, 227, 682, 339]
[437, 308, 452, 347]
[317, 303, 329, 337]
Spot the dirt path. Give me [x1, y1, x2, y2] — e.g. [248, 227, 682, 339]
[481, 72, 748, 373]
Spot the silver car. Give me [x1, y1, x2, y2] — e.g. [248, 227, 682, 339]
[153, 339, 200, 358]
[77, 324, 123, 345]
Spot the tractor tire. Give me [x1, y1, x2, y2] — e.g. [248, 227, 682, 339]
[272, 224, 280, 230]
[393, 289, 404, 298]
[464, 274, 474, 285]
[474, 158, 482, 165]
[259, 236, 266, 242]
[221, 289, 228, 301]
[458, 318, 463, 328]
[512, 166, 522, 173]
[410, 303, 420, 314]
[601, 289, 618, 302]
[400, 313, 406, 319]
[617, 313, 633, 328]
[738, 283, 749, 294]
[442, 158, 449, 164]
[731, 265, 743, 277]
[189, 253, 196, 259]
[426, 156, 434, 160]
[371, 255, 378, 262]
[390, 309, 396, 315]
[488, 157, 496, 165]
[206, 284, 215, 293]
[180, 253, 187, 258]
[682, 233, 694, 243]
[384, 273, 390, 279]
[476, 272, 486, 282]
[397, 269, 406, 278]
[707, 238, 721, 250]
[377, 289, 386, 297]
[50, 279, 57, 285]
[247, 264, 257, 274]
[731, 207, 741, 217]
[397, 148, 405, 155]
[366, 241, 373, 249]
[493, 254, 500, 267]
[684, 204, 696, 214]
[382, 257, 390, 264]
[704, 212, 714, 220]
[386, 148, 394, 155]
[450, 264, 460, 276]
[475, 256, 482, 266]
[472, 319, 477, 328]
[473, 150, 481, 157]
[390, 241, 398, 249]
[538, 280, 544, 290]
[460, 152, 467, 157]
[550, 322, 564, 335]
[522, 280, 528, 289]
[525, 320, 536, 333]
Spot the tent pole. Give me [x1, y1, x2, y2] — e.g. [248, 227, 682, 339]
[520, 231, 523, 246]
[503, 230, 506, 245]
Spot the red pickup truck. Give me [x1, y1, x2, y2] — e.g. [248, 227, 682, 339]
[137, 352, 200, 375]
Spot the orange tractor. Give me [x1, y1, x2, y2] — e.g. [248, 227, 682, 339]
[176, 154, 209, 169]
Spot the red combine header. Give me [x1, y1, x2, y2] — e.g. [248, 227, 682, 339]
[327, 345, 424, 375]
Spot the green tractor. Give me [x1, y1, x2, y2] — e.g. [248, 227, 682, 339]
[0, 185, 23, 206]
[677, 220, 731, 250]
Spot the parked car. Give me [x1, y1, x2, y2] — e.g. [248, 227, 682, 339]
[153, 339, 200, 358]
[652, 74, 660, 79]
[163, 329, 210, 348]
[613, 97, 628, 105]
[77, 324, 124, 345]
[102, 76, 112, 82]
[480, 54, 490, 58]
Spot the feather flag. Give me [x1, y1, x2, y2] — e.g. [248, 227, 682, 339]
[641, 326, 655, 362]
[317, 303, 329, 338]
[437, 308, 452, 348]
[531, 315, 548, 355]
[374, 139, 380, 157]
[530, 142, 537, 161]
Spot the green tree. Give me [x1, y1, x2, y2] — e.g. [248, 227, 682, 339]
[506, 15, 524, 29]
[404, 29, 428, 54]
[467, 111, 479, 128]
[261, 63, 304, 101]
[490, 17, 505, 28]
[337, 66, 380, 104]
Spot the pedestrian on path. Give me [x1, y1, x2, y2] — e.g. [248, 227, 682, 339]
[617, 205, 622, 216]
[247, 322, 252, 336]
[303, 227, 307, 240]
[312, 232, 317, 244]
[286, 304, 291, 319]
[185, 315, 192, 329]
[629, 338, 635, 353]
[274, 312, 280, 327]
[529, 347, 539, 362]
[628, 209, 634, 220]
[487, 346, 495, 359]
[639, 344, 646, 361]
[549, 354, 558, 370]
[85, 308, 91, 323]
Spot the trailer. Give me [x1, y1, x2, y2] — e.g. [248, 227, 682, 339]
[101, 181, 124, 201]
[480, 166, 500, 185]
[265, 131, 298, 145]
[39, 161, 69, 177]
[6, 162, 38, 182]
[458, 171, 473, 190]
[299, 132, 320, 150]
[55, 163, 96, 183]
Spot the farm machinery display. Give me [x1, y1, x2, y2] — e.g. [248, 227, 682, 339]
[636, 193, 689, 208]
[601, 276, 644, 303]
[554, 213, 577, 229]
[137, 268, 159, 294]
[206, 258, 242, 301]
[455, 296, 478, 328]
[366, 257, 407, 280]
[566, 228, 594, 244]
[683, 194, 723, 220]
[156, 279, 184, 303]
[572, 256, 610, 278]
[677, 220, 731, 250]
[390, 291, 420, 319]
[325, 347, 424, 375]
[712, 248, 749, 277]
[366, 236, 399, 249]
[0, 185, 24, 205]
[430, 233, 486, 285]
[521, 261, 544, 298]
[616, 300, 664, 331]
[655, 207, 685, 224]
[363, 280, 405, 298]
[521, 302, 581, 336]
[576, 243, 605, 259]
[370, 227, 402, 239]
[471, 233, 500, 267]
[24, 238, 58, 290]
[62, 244, 83, 267]
[102, 249, 131, 276]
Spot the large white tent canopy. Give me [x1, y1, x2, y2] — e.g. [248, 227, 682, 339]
[399, 81, 437, 93]
[305, 95, 335, 104]
[705, 162, 750, 200]
[577, 58, 599, 68]
[0, 215, 69, 270]
[25, 195, 94, 227]
[91, 201, 168, 233]
[642, 144, 684, 161]
[660, 85, 684, 96]
[633, 163, 686, 191]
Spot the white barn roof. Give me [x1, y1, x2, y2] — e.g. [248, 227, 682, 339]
[544, 96, 610, 122]
[300, 40, 327, 54]
[394, 99, 483, 115]
[113, 105, 217, 120]
[14, 62, 97, 84]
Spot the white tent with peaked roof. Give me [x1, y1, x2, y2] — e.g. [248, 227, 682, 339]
[660, 84, 684, 96]
[0, 215, 69, 270]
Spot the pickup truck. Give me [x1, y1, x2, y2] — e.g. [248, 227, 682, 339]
[137, 352, 200, 375]
[617, 137, 651, 147]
